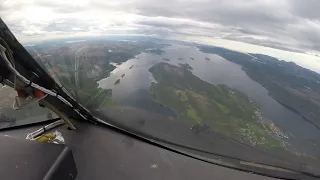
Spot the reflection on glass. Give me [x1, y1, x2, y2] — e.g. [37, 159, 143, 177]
[0, 85, 56, 128]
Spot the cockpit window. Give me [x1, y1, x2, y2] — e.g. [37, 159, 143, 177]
[1, 0, 320, 177]
[0, 85, 56, 128]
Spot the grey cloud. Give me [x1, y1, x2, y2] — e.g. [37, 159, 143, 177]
[5, 20, 47, 36]
[131, 0, 320, 52]
[283, 22, 320, 51]
[136, 18, 235, 38]
[0, 1, 31, 16]
[0, 3, 5, 11]
[44, 19, 90, 32]
[290, 0, 320, 20]
[224, 35, 305, 53]
[134, 0, 294, 26]
[232, 28, 261, 36]
[36, 0, 132, 14]
[136, 19, 220, 32]
[2, 0, 320, 53]
[36, 1, 88, 14]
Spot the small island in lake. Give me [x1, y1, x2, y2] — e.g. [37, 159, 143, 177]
[114, 79, 121, 85]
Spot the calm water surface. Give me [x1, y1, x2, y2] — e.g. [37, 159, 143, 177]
[98, 44, 320, 158]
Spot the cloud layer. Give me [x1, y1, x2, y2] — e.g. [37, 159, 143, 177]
[1, 0, 320, 54]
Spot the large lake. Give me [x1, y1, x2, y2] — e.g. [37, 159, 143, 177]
[98, 44, 320, 158]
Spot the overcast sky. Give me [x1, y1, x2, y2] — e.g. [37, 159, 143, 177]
[1, 0, 320, 69]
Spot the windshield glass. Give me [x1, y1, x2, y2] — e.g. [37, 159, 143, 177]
[1, 0, 320, 175]
[0, 84, 57, 128]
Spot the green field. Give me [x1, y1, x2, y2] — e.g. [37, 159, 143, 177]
[149, 62, 283, 150]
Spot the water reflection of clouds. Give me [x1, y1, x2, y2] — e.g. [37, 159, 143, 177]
[98, 52, 155, 100]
